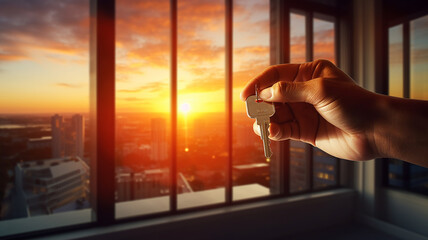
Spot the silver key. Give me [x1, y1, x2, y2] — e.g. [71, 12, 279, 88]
[245, 95, 275, 159]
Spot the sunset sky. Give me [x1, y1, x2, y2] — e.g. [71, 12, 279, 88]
[1, 0, 340, 114]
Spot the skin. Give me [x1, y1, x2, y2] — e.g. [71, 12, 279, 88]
[240, 59, 428, 168]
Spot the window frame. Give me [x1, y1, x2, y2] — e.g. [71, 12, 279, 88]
[383, 9, 428, 196]
[1, 0, 346, 238]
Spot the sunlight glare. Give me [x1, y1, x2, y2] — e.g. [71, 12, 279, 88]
[180, 102, 191, 114]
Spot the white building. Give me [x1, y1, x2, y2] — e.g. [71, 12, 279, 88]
[14, 156, 89, 216]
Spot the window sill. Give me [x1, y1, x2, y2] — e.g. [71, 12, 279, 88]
[31, 188, 356, 240]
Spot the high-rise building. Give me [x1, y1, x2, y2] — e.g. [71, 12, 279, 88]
[51, 114, 63, 158]
[313, 148, 337, 188]
[290, 141, 309, 192]
[151, 118, 167, 161]
[51, 114, 85, 159]
[71, 114, 85, 159]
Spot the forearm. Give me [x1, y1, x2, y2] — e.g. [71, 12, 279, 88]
[373, 94, 428, 167]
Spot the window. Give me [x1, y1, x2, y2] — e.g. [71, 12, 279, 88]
[289, 9, 339, 193]
[115, 0, 171, 219]
[233, 0, 271, 200]
[0, 0, 342, 237]
[386, 15, 428, 195]
[0, 0, 92, 237]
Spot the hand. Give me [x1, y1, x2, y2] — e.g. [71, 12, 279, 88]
[240, 60, 382, 161]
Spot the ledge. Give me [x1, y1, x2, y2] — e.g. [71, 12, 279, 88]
[31, 188, 356, 240]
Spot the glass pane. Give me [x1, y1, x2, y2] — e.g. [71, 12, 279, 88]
[313, 148, 337, 189]
[408, 15, 428, 195]
[115, 0, 170, 219]
[386, 24, 405, 191]
[387, 15, 428, 196]
[290, 141, 309, 192]
[0, 0, 91, 236]
[388, 24, 404, 97]
[177, 0, 226, 209]
[290, 12, 306, 63]
[289, 12, 309, 193]
[410, 15, 428, 100]
[312, 15, 338, 191]
[313, 17, 335, 64]
[388, 159, 405, 188]
[232, 0, 271, 201]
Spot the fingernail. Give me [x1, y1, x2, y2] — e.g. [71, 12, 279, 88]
[259, 88, 272, 100]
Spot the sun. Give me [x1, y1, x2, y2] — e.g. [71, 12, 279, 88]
[179, 102, 191, 114]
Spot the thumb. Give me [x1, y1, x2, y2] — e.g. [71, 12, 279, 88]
[259, 80, 319, 104]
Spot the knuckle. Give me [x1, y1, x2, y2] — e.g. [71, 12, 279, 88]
[309, 77, 330, 104]
[314, 59, 334, 68]
[265, 65, 277, 73]
[260, 65, 280, 81]
[275, 81, 289, 99]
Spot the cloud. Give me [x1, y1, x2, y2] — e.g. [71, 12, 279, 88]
[118, 88, 144, 93]
[55, 82, 81, 88]
[234, 46, 269, 56]
[179, 76, 224, 94]
[410, 47, 428, 63]
[1, 0, 275, 107]
[118, 82, 168, 94]
[314, 29, 335, 43]
[119, 97, 146, 102]
[233, 0, 269, 36]
[0, 0, 89, 63]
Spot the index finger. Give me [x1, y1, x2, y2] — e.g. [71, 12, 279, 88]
[240, 63, 301, 101]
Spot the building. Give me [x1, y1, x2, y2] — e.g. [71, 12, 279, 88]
[27, 136, 52, 150]
[313, 148, 337, 188]
[290, 141, 309, 192]
[71, 114, 85, 159]
[150, 118, 167, 161]
[233, 163, 270, 188]
[13, 156, 89, 217]
[51, 114, 85, 159]
[51, 114, 63, 158]
[115, 167, 170, 202]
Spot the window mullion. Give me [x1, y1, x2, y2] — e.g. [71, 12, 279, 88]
[170, 0, 178, 212]
[403, 21, 410, 99]
[270, 0, 290, 196]
[225, 0, 233, 204]
[90, 0, 116, 225]
[305, 11, 313, 62]
[305, 11, 314, 191]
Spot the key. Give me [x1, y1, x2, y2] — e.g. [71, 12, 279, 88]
[245, 95, 275, 159]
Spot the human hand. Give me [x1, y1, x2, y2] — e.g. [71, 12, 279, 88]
[240, 60, 382, 161]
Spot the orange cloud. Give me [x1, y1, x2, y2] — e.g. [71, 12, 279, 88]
[55, 83, 81, 88]
[118, 82, 168, 94]
[234, 46, 269, 56]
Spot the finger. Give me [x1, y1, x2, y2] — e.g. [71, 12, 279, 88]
[269, 121, 301, 141]
[259, 79, 319, 105]
[240, 60, 348, 102]
[253, 121, 277, 139]
[240, 64, 301, 101]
